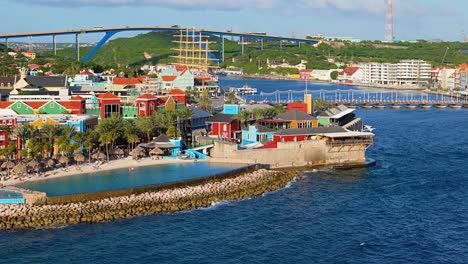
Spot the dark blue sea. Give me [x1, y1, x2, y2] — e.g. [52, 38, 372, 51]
[1, 79, 468, 264]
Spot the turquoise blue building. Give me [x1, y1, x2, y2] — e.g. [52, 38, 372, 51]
[241, 123, 274, 146]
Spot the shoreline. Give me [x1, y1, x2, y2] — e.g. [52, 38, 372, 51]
[1, 157, 200, 187]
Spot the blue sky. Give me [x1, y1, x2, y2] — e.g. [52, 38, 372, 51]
[0, 0, 466, 43]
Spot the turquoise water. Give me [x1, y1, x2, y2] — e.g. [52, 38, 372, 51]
[16, 162, 242, 197]
[0, 189, 24, 204]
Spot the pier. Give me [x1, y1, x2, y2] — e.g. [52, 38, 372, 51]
[246, 89, 468, 109]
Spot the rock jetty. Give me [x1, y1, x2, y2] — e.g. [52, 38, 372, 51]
[0, 169, 296, 230]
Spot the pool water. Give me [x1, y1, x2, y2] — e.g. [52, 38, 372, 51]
[16, 162, 242, 197]
[0, 189, 24, 204]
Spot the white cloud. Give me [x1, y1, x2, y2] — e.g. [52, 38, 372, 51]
[14, 0, 386, 13]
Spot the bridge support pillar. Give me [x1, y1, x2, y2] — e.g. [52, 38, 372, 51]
[238, 36, 244, 57]
[82, 31, 118, 63]
[75, 33, 80, 61]
[52, 35, 57, 56]
[4, 38, 8, 49]
[218, 34, 224, 63]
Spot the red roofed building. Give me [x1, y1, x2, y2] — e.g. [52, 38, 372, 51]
[0, 109, 18, 150]
[136, 94, 158, 116]
[299, 69, 313, 79]
[338, 66, 363, 84]
[167, 88, 187, 106]
[113, 77, 146, 86]
[23, 50, 36, 60]
[97, 92, 121, 119]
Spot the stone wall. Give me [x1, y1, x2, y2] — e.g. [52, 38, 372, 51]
[210, 140, 366, 168]
[0, 169, 297, 230]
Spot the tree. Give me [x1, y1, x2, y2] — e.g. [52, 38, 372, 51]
[135, 115, 155, 142]
[123, 121, 141, 150]
[14, 124, 34, 155]
[251, 108, 265, 120]
[227, 92, 236, 104]
[40, 123, 59, 158]
[235, 110, 251, 127]
[176, 107, 194, 145]
[197, 91, 212, 112]
[96, 114, 124, 161]
[330, 71, 339, 80]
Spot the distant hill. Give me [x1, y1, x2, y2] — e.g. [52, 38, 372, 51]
[33, 32, 468, 72]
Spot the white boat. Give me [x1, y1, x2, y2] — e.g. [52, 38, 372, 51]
[228, 84, 258, 95]
[363, 125, 375, 132]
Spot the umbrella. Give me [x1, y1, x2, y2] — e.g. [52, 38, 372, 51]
[149, 147, 164, 155]
[12, 163, 27, 174]
[73, 149, 82, 155]
[130, 146, 146, 158]
[46, 158, 56, 168]
[1, 160, 15, 169]
[113, 148, 124, 156]
[59, 155, 69, 164]
[74, 153, 85, 163]
[28, 160, 41, 171]
[91, 152, 106, 160]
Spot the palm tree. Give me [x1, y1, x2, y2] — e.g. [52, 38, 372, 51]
[197, 95, 212, 112]
[83, 130, 96, 164]
[235, 110, 251, 127]
[14, 123, 33, 151]
[176, 107, 194, 145]
[251, 108, 265, 120]
[40, 123, 59, 158]
[123, 121, 141, 150]
[96, 114, 123, 161]
[134, 115, 155, 142]
[227, 92, 236, 104]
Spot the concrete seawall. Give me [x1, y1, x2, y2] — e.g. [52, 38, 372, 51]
[0, 168, 297, 230]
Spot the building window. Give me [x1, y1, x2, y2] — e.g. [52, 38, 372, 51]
[223, 124, 227, 131]
[139, 102, 146, 109]
[0, 135, 4, 141]
[104, 104, 119, 118]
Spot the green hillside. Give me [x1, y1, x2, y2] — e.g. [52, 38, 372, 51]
[31, 32, 468, 74]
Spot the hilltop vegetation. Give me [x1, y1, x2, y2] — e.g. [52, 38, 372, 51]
[4, 32, 468, 77]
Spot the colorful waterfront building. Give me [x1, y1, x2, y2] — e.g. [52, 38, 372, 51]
[317, 105, 359, 129]
[0, 109, 18, 150]
[206, 113, 240, 141]
[241, 123, 274, 146]
[273, 127, 346, 143]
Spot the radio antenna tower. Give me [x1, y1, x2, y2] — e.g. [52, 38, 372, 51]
[384, 0, 394, 42]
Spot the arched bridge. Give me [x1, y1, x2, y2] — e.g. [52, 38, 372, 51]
[0, 26, 319, 63]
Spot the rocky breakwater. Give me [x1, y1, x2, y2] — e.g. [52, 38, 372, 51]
[0, 169, 297, 230]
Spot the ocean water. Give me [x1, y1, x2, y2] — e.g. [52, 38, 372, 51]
[1, 108, 467, 263]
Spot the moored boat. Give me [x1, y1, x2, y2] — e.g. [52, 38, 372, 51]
[449, 103, 462, 109]
[420, 103, 432, 109]
[390, 103, 401, 109]
[405, 103, 417, 109]
[375, 103, 385, 109]
[435, 103, 447, 109]
[228, 84, 258, 95]
[361, 103, 373, 109]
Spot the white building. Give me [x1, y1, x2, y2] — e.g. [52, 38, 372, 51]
[362, 60, 431, 86]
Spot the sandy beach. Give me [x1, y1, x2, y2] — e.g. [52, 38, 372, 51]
[1, 157, 197, 187]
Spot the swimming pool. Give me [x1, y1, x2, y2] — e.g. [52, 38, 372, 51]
[0, 189, 25, 204]
[16, 162, 242, 197]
